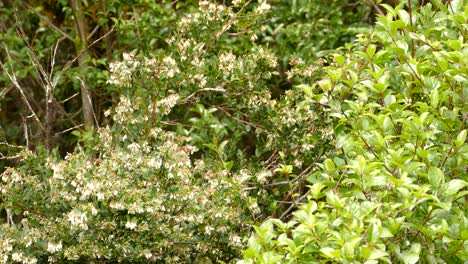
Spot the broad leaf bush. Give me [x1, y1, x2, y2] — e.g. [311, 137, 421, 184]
[241, 1, 468, 263]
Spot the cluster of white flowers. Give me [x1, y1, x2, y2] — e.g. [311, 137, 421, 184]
[254, 47, 278, 68]
[199, 1, 226, 21]
[229, 234, 242, 246]
[255, 2, 271, 15]
[125, 221, 137, 230]
[0, 1, 288, 261]
[1, 168, 22, 184]
[128, 203, 145, 214]
[10, 252, 37, 264]
[192, 73, 207, 87]
[113, 95, 135, 124]
[50, 161, 64, 180]
[156, 94, 180, 115]
[146, 157, 162, 169]
[47, 241, 63, 253]
[67, 209, 88, 230]
[110, 201, 125, 210]
[219, 51, 236, 73]
[177, 12, 202, 31]
[107, 52, 140, 87]
[232, 0, 243, 7]
[255, 170, 272, 184]
[160, 56, 180, 78]
[79, 180, 102, 200]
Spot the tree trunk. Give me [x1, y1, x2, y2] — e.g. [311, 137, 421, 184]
[71, 0, 95, 130]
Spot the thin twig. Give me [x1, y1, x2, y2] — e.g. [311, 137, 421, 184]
[58, 92, 80, 104]
[54, 124, 84, 136]
[0, 57, 45, 132]
[54, 25, 116, 87]
[217, 106, 263, 130]
[279, 189, 311, 220]
[87, 24, 100, 41]
[365, 0, 385, 16]
[0, 85, 14, 99]
[181, 87, 228, 103]
[50, 37, 65, 81]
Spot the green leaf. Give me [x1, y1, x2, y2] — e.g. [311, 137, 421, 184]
[430, 89, 439, 108]
[428, 166, 444, 189]
[455, 129, 467, 148]
[461, 230, 468, 240]
[368, 250, 389, 260]
[367, 45, 376, 58]
[320, 247, 340, 259]
[401, 243, 421, 264]
[225, 160, 234, 171]
[71, 130, 82, 137]
[219, 140, 229, 153]
[444, 179, 468, 196]
[398, 9, 410, 25]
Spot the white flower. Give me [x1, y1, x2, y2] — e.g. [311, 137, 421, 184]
[47, 241, 63, 253]
[256, 170, 272, 184]
[110, 201, 125, 210]
[147, 158, 162, 169]
[51, 163, 64, 180]
[232, 0, 242, 7]
[219, 52, 236, 72]
[125, 221, 137, 230]
[250, 34, 258, 42]
[12, 252, 22, 262]
[205, 226, 214, 235]
[107, 52, 140, 87]
[91, 206, 99, 215]
[154, 94, 180, 115]
[67, 210, 88, 230]
[229, 235, 242, 246]
[199, 1, 210, 9]
[142, 250, 153, 260]
[161, 56, 180, 78]
[127, 143, 140, 153]
[96, 193, 105, 201]
[193, 73, 207, 87]
[128, 203, 145, 214]
[256, 2, 271, 14]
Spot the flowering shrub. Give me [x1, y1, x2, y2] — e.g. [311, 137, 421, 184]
[3, 0, 465, 263]
[241, 1, 468, 263]
[0, 94, 253, 262]
[0, 1, 278, 262]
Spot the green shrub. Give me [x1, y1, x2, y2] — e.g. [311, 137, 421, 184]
[240, 1, 468, 263]
[0, 1, 276, 262]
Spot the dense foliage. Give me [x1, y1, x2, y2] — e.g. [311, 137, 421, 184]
[241, 1, 468, 263]
[0, 0, 466, 263]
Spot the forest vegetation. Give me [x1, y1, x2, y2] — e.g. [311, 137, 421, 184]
[0, 0, 467, 263]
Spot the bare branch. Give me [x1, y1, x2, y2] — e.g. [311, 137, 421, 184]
[50, 37, 65, 81]
[279, 190, 311, 220]
[181, 87, 228, 103]
[53, 24, 116, 87]
[0, 51, 45, 132]
[0, 85, 14, 99]
[217, 105, 263, 130]
[54, 124, 84, 136]
[58, 92, 80, 104]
